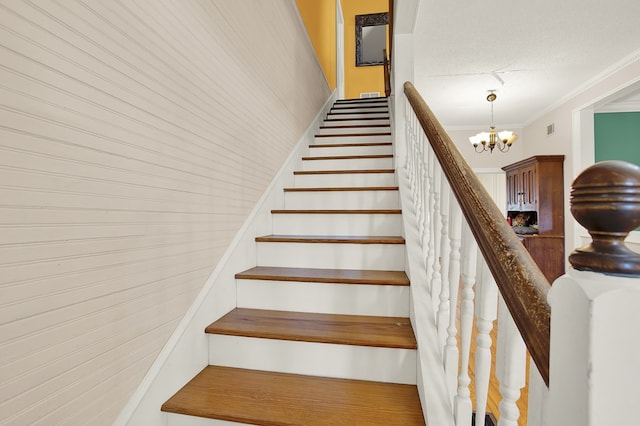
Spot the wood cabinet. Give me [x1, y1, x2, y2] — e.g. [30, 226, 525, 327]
[502, 155, 565, 282]
[506, 163, 537, 212]
[519, 235, 565, 283]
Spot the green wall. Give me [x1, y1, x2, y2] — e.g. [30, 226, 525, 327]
[594, 112, 640, 166]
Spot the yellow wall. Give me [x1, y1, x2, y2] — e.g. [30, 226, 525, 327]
[295, 0, 336, 90]
[342, 0, 388, 99]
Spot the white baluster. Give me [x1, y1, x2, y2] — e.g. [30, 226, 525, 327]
[412, 124, 421, 233]
[496, 296, 527, 426]
[444, 200, 462, 404]
[429, 157, 443, 316]
[473, 261, 499, 425]
[454, 222, 477, 426]
[404, 100, 412, 171]
[421, 140, 432, 292]
[405, 108, 415, 195]
[437, 175, 451, 351]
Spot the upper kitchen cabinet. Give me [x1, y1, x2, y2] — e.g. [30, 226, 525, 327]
[502, 155, 565, 235]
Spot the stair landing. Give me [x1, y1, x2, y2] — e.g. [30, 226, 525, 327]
[162, 365, 425, 425]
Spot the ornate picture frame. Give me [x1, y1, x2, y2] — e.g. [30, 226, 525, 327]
[355, 12, 389, 67]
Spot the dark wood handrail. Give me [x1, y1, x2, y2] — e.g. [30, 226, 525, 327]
[403, 81, 552, 385]
[383, 49, 391, 97]
[388, 0, 393, 63]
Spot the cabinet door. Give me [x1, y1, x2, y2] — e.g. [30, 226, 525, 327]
[506, 170, 520, 211]
[521, 165, 537, 211]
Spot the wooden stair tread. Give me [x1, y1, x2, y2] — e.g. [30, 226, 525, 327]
[271, 209, 401, 214]
[327, 108, 389, 115]
[294, 169, 394, 175]
[284, 186, 399, 192]
[319, 124, 390, 129]
[336, 97, 387, 101]
[331, 104, 388, 109]
[255, 235, 405, 244]
[310, 142, 392, 148]
[206, 308, 417, 349]
[302, 154, 392, 160]
[161, 366, 424, 425]
[315, 132, 391, 137]
[324, 116, 389, 122]
[235, 266, 409, 286]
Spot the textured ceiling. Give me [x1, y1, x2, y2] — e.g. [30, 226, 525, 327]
[410, 0, 640, 128]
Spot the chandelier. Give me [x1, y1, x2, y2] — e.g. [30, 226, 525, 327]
[469, 91, 518, 153]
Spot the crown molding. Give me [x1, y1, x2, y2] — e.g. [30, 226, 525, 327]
[522, 49, 640, 127]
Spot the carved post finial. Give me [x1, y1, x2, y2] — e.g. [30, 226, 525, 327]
[569, 160, 640, 276]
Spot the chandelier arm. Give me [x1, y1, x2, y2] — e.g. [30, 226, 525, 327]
[498, 143, 510, 153]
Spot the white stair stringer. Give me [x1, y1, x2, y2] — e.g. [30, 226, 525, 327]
[208, 335, 416, 385]
[237, 278, 410, 317]
[293, 171, 396, 188]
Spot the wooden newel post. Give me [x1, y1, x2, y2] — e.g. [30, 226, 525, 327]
[569, 160, 640, 276]
[544, 160, 640, 426]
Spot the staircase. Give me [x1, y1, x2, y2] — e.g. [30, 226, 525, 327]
[161, 98, 425, 425]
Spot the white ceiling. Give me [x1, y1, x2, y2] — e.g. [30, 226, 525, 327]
[408, 0, 640, 129]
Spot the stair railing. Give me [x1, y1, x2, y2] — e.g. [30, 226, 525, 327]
[398, 81, 640, 426]
[401, 81, 546, 425]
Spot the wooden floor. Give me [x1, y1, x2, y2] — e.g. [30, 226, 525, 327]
[162, 366, 425, 426]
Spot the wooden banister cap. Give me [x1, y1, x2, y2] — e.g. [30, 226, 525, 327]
[569, 160, 640, 276]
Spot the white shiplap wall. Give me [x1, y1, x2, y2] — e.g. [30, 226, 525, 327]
[0, 1, 330, 424]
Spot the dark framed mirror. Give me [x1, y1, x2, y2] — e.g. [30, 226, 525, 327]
[355, 12, 389, 67]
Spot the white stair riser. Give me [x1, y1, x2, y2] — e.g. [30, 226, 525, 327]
[237, 279, 410, 316]
[302, 157, 394, 171]
[294, 172, 396, 188]
[272, 213, 402, 235]
[326, 113, 388, 120]
[256, 241, 405, 270]
[335, 100, 387, 106]
[313, 134, 390, 144]
[167, 414, 243, 426]
[317, 126, 390, 135]
[309, 144, 392, 157]
[208, 335, 416, 384]
[330, 107, 388, 114]
[284, 190, 400, 210]
[323, 119, 390, 126]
